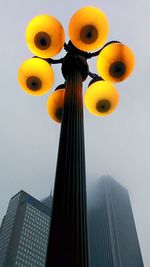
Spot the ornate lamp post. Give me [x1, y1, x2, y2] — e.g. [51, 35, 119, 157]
[18, 6, 135, 267]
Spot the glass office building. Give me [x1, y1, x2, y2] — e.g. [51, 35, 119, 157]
[88, 176, 144, 267]
[0, 177, 144, 267]
[0, 191, 51, 267]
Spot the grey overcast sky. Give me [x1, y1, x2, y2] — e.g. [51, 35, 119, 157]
[0, 0, 149, 265]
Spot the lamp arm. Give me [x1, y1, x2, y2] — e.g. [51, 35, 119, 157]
[88, 71, 100, 79]
[46, 58, 64, 64]
[33, 56, 64, 64]
[86, 40, 121, 59]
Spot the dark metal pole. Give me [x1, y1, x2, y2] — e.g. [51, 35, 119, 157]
[46, 56, 89, 267]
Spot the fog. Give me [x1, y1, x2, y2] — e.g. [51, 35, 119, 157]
[0, 0, 149, 265]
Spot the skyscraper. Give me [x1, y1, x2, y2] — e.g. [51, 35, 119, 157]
[0, 177, 144, 267]
[88, 176, 144, 267]
[0, 190, 51, 267]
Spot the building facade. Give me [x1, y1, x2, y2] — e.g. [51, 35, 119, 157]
[0, 177, 144, 267]
[88, 176, 144, 267]
[0, 191, 51, 267]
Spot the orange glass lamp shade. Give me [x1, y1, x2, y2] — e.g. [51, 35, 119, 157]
[18, 58, 54, 96]
[97, 43, 135, 82]
[84, 81, 119, 116]
[68, 6, 109, 52]
[26, 15, 65, 58]
[47, 88, 65, 123]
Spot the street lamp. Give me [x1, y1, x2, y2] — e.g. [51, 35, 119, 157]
[18, 6, 135, 267]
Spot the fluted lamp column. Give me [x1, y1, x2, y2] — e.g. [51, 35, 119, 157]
[46, 55, 89, 267]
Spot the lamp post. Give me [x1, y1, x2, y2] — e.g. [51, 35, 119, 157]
[18, 6, 135, 267]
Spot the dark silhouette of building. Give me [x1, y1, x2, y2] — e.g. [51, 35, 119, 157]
[88, 176, 144, 267]
[0, 177, 144, 267]
[0, 191, 51, 267]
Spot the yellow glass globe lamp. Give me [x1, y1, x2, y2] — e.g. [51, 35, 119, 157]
[47, 87, 65, 123]
[18, 58, 54, 96]
[84, 80, 119, 116]
[68, 6, 109, 52]
[26, 15, 65, 58]
[97, 42, 135, 82]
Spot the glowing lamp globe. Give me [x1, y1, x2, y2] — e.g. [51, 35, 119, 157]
[18, 58, 54, 96]
[97, 43, 135, 82]
[26, 15, 65, 58]
[68, 6, 109, 52]
[47, 88, 65, 123]
[84, 80, 119, 116]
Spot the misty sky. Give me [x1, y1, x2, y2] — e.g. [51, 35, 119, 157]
[0, 0, 149, 265]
